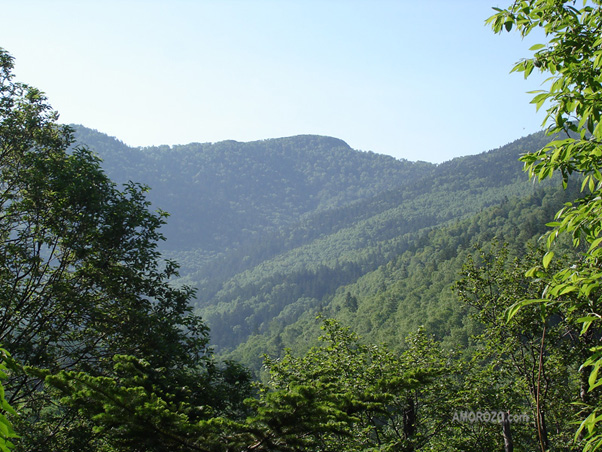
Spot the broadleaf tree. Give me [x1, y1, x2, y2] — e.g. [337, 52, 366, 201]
[487, 1, 602, 448]
[0, 346, 16, 452]
[0, 46, 252, 450]
[455, 243, 592, 450]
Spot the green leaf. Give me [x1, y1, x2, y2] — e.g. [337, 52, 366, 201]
[589, 236, 602, 253]
[529, 43, 545, 51]
[589, 362, 602, 390]
[578, 316, 600, 335]
[543, 251, 554, 269]
[506, 299, 545, 321]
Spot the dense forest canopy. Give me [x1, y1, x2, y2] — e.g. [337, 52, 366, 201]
[73, 124, 562, 364]
[72, 125, 433, 252]
[2, 0, 602, 450]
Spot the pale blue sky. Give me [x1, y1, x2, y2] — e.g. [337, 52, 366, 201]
[2, 1, 547, 163]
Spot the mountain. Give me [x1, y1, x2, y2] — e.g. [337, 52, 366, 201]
[72, 125, 563, 370]
[72, 126, 433, 252]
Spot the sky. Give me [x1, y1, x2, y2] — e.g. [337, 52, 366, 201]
[1, 1, 549, 163]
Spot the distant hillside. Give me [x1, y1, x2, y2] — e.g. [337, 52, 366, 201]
[225, 182, 577, 370]
[73, 126, 432, 251]
[185, 133, 557, 361]
[73, 126, 563, 371]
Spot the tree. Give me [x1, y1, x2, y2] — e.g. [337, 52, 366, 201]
[0, 46, 252, 450]
[245, 318, 465, 452]
[487, 2, 602, 448]
[455, 243, 589, 450]
[39, 354, 253, 452]
[0, 347, 16, 452]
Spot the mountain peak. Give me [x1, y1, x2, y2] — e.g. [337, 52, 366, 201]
[258, 134, 351, 150]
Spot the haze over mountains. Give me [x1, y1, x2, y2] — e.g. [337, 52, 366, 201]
[73, 125, 567, 369]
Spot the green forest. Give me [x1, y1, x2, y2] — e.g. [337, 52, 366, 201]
[3, 1, 602, 451]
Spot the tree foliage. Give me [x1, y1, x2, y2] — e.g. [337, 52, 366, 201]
[0, 46, 252, 450]
[225, 181, 577, 371]
[488, 1, 602, 448]
[36, 318, 461, 451]
[38, 354, 252, 452]
[248, 319, 438, 451]
[0, 347, 16, 452]
[456, 243, 591, 449]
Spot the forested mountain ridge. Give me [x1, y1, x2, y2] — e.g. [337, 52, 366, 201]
[72, 125, 549, 278]
[72, 125, 561, 368]
[72, 126, 433, 252]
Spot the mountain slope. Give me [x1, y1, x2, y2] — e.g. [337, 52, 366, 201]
[73, 126, 561, 370]
[226, 182, 577, 370]
[183, 132, 556, 357]
[73, 126, 433, 251]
